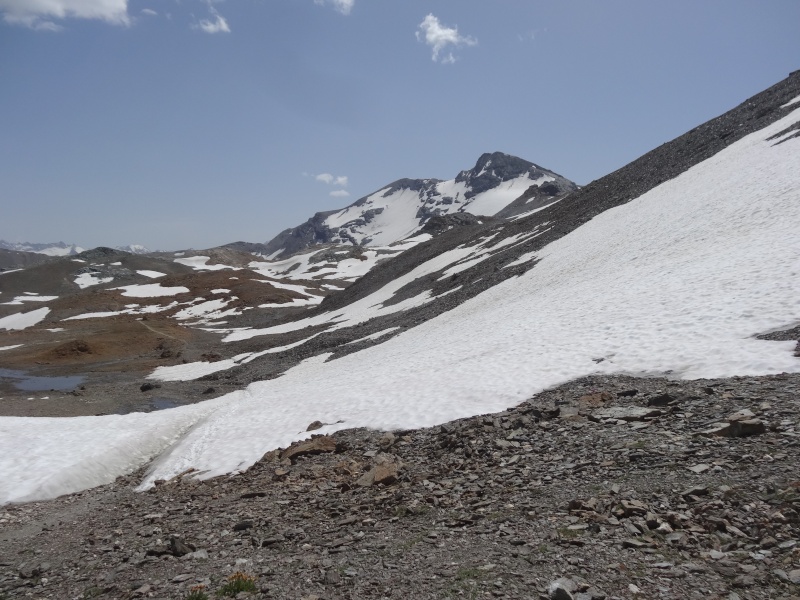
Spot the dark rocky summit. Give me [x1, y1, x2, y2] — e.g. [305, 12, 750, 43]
[259, 152, 577, 259]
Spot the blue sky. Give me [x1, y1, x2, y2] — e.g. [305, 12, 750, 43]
[1, 0, 798, 251]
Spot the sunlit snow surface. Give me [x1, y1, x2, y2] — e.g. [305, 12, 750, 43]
[112, 284, 190, 298]
[2, 111, 800, 503]
[0, 307, 50, 331]
[74, 272, 113, 289]
[173, 256, 233, 271]
[136, 270, 166, 279]
[2, 294, 58, 305]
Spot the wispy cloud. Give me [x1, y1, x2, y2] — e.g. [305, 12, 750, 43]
[416, 13, 477, 64]
[314, 0, 354, 15]
[309, 172, 350, 197]
[192, 5, 230, 34]
[0, 0, 130, 29]
[141, 8, 157, 17]
[315, 173, 348, 187]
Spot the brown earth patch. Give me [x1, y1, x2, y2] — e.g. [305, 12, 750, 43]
[46, 339, 93, 358]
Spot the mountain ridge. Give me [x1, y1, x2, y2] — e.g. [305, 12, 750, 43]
[261, 151, 578, 259]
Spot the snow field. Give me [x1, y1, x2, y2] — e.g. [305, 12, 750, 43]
[112, 284, 190, 298]
[252, 247, 405, 283]
[148, 334, 322, 382]
[781, 94, 800, 108]
[2, 295, 58, 305]
[1, 107, 799, 503]
[325, 187, 423, 247]
[0, 308, 50, 331]
[74, 273, 113, 289]
[173, 256, 233, 271]
[465, 174, 554, 216]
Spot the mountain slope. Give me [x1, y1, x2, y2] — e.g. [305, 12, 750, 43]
[1, 72, 799, 504]
[262, 152, 577, 258]
[0, 240, 85, 256]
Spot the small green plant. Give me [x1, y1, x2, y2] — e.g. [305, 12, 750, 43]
[217, 571, 257, 597]
[185, 584, 210, 600]
[537, 543, 551, 554]
[454, 567, 487, 581]
[556, 526, 581, 539]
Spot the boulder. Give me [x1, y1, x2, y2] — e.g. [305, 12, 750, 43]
[281, 436, 338, 462]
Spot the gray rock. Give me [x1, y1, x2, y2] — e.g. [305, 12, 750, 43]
[592, 406, 663, 421]
[548, 577, 577, 600]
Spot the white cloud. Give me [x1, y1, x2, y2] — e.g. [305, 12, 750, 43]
[314, 0, 354, 15]
[0, 0, 130, 28]
[141, 8, 157, 17]
[315, 173, 348, 187]
[416, 13, 477, 64]
[330, 190, 351, 198]
[193, 6, 229, 34]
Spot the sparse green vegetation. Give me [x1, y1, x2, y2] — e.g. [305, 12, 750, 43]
[184, 584, 210, 600]
[556, 526, 582, 539]
[217, 571, 257, 597]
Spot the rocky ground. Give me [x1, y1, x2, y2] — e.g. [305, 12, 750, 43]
[1, 372, 798, 600]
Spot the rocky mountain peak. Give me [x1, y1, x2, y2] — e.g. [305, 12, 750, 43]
[261, 153, 577, 259]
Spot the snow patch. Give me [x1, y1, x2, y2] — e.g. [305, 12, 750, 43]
[75, 273, 113, 289]
[174, 256, 233, 271]
[0, 307, 50, 331]
[113, 284, 190, 298]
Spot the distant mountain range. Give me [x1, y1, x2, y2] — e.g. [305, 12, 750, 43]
[259, 152, 578, 259]
[0, 241, 150, 256]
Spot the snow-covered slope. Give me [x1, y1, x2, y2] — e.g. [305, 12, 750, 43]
[115, 244, 150, 254]
[263, 152, 577, 258]
[0, 240, 85, 256]
[0, 241, 150, 256]
[1, 74, 798, 503]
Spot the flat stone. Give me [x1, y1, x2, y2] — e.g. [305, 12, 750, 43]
[356, 461, 401, 487]
[727, 409, 756, 421]
[578, 392, 612, 411]
[281, 436, 338, 462]
[648, 393, 675, 406]
[622, 538, 650, 549]
[593, 406, 663, 421]
[700, 419, 766, 437]
[240, 491, 267, 499]
[688, 463, 710, 474]
[169, 536, 195, 557]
